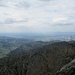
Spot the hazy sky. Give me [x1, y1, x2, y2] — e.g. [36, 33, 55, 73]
[0, 0, 75, 33]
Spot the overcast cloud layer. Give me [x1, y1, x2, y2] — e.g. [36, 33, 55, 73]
[0, 0, 75, 33]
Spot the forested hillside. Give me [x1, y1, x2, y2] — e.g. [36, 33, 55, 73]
[0, 41, 75, 75]
[0, 36, 33, 58]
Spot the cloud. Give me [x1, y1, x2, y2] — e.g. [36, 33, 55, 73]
[0, 18, 28, 25]
[52, 17, 68, 22]
[0, 0, 7, 7]
[0, 0, 75, 33]
[54, 23, 74, 26]
[39, 0, 51, 2]
[15, 1, 31, 9]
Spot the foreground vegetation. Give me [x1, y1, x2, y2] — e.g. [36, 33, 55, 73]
[0, 41, 75, 75]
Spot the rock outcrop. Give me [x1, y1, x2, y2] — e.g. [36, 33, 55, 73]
[56, 59, 75, 75]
